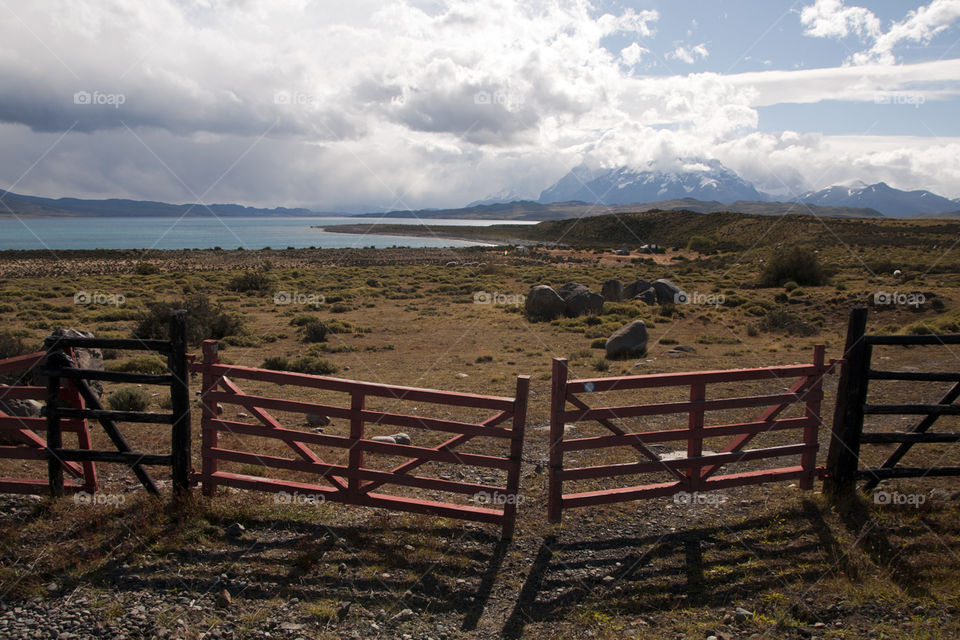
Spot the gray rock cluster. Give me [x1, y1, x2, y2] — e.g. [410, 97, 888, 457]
[524, 282, 603, 321]
[526, 277, 684, 321]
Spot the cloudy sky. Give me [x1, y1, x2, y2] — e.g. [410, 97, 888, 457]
[1, 0, 959, 210]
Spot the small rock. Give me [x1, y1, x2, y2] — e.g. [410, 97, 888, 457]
[45, 582, 59, 593]
[306, 413, 330, 427]
[390, 608, 414, 623]
[390, 432, 411, 445]
[215, 589, 232, 608]
[733, 607, 752, 622]
[225, 523, 245, 538]
[371, 436, 397, 444]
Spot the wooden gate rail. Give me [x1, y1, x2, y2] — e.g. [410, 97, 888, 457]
[191, 340, 529, 539]
[40, 310, 192, 496]
[549, 346, 829, 522]
[826, 306, 960, 495]
[0, 352, 97, 495]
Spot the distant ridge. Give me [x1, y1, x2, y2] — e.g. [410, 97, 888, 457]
[358, 197, 883, 220]
[0, 190, 336, 218]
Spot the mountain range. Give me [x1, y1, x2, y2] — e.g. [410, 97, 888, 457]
[2, 159, 958, 220]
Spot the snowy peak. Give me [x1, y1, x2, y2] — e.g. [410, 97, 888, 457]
[538, 159, 767, 206]
[799, 182, 957, 217]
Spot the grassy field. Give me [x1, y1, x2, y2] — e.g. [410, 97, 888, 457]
[0, 210, 958, 639]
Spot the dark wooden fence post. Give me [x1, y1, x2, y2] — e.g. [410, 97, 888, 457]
[548, 358, 568, 524]
[825, 306, 869, 497]
[45, 350, 64, 498]
[168, 310, 191, 497]
[200, 340, 219, 497]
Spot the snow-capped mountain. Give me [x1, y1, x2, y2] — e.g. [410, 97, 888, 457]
[537, 159, 768, 205]
[798, 181, 958, 217]
[466, 187, 537, 207]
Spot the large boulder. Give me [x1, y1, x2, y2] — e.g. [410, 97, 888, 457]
[651, 279, 682, 304]
[633, 288, 658, 305]
[601, 279, 624, 302]
[525, 285, 566, 321]
[557, 282, 603, 317]
[42, 329, 105, 396]
[623, 278, 652, 300]
[605, 321, 649, 360]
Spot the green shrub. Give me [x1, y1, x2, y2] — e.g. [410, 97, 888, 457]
[783, 281, 799, 292]
[760, 247, 826, 287]
[289, 314, 318, 327]
[228, 270, 272, 292]
[755, 309, 818, 336]
[288, 356, 338, 375]
[133, 293, 243, 346]
[590, 338, 607, 349]
[300, 321, 328, 343]
[134, 262, 160, 275]
[260, 356, 290, 371]
[592, 358, 610, 372]
[107, 355, 168, 375]
[687, 235, 717, 253]
[658, 337, 678, 345]
[107, 386, 151, 412]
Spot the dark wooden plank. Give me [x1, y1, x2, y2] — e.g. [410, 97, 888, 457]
[868, 370, 960, 382]
[43, 337, 172, 352]
[48, 407, 176, 424]
[168, 310, 191, 496]
[863, 404, 960, 416]
[858, 466, 960, 480]
[51, 449, 172, 465]
[38, 367, 174, 385]
[825, 306, 870, 496]
[865, 334, 960, 346]
[861, 432, 960, 444]
[45, 362, 63, 498]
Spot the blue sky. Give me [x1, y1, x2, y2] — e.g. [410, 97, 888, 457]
[0, 0, 958, 209]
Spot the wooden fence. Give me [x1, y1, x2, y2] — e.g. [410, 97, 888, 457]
[549, 347, 830, 522]
[0, 351, 97, 495]
[191, 340, 530, 539]
[826, 306, 960, 494]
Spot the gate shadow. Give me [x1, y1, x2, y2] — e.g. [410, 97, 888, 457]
[503, 500, 843, 639]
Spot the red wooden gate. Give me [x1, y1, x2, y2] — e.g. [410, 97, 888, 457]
[0, 351, 97, 495]
[549, 346, 830, 522]
[192, 341, 529, 539]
